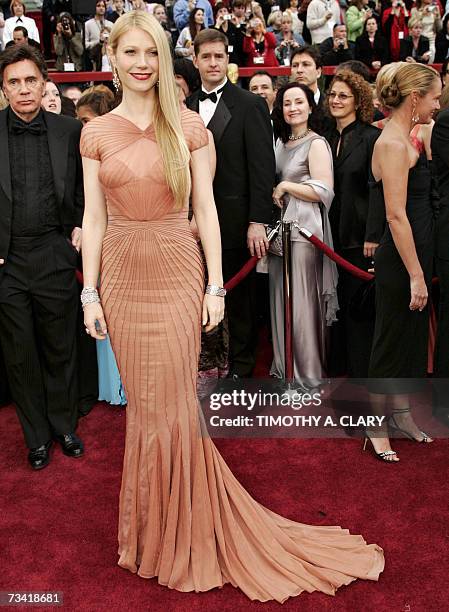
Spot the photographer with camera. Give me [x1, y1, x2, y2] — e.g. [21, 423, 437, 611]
[84, 0, 114, 71]
[275, 11, 304, 65]
[54, 12, 83, 71]
[381, 0, 409, 61]
[320, 23, 355, 66]
[243, 15, 279, 66]
[214, 2, 244, 65]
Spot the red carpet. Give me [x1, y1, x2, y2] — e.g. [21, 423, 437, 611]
[1, 399, 448, 612]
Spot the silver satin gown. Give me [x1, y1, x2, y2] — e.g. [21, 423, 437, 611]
[269, 134, 338, 386]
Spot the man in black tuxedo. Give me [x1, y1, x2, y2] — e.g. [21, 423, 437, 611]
[189, 28, 275, 378]
[431, 107, 449, 426]
[0, 44, 85, 469]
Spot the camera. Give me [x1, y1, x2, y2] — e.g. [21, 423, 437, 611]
[61, 17, 71, 31]
[338, 42, 344, 51]
[224, 13, 231, 20]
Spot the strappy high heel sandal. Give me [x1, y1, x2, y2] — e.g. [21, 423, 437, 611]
[362, 435, 399, 463]
[388, 408, 433, 443]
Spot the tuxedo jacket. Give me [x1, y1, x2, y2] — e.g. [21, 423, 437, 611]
[0, 109, 84, 275]
[431, 108, 449, 261]
[187, 81, 275, 250]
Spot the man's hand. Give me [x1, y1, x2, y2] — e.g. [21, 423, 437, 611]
[372, 60, 381, 70]
[325, 11, 333, 20]
[0, 258, 4, 266]
[71, 227, 82, 252]
[363, 241, 378, 259]
[247, 223, 269, 258]
[333, 37, 348, 50]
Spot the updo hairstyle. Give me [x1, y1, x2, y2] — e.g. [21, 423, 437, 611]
[376, 61, 439, 110]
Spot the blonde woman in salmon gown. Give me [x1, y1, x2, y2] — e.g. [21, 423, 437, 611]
[80, 11, 385, 604]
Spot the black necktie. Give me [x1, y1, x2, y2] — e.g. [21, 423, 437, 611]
[199, 86, 225, 103]
[11, 118, 44, 135]
[16, 17, 23, 23]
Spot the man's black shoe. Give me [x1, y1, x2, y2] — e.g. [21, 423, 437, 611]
[54, 433, 84, 458]
[28, 440, 52, 470]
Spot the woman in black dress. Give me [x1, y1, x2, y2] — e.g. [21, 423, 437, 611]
[326, 70, 383, 378]
[367, 62, 441, 461]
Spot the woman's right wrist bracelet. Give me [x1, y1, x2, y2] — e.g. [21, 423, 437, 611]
[81, 286, 100, 309]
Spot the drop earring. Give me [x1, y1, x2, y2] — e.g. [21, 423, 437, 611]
[112, 68, 121, 92]
[411, 100, 419, 124]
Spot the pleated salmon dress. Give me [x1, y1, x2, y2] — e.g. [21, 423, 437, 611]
[80, 109, 384, 603]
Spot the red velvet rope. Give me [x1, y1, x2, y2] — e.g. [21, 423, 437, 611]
[297, 229, 374, 282]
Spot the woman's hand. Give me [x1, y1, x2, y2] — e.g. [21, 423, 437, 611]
[202, 294, 225, 332]
[273, 182, 287, 208]
[84, 302, 108, 340]
[409, 274, 428, 312]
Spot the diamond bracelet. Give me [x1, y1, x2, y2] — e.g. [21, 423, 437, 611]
[80, 286, 100, 309]
[205, 284, 226, 297]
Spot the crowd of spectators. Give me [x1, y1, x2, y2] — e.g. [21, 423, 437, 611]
[1, 0, 449, 72]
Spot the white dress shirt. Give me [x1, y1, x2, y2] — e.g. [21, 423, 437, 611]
[3, 16, 40, 44]
[198, 78, 227, 127]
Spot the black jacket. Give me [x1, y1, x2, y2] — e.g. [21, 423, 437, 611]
[431, 108, 449, 260]
[326, 120, 383, 250]
[0, 109, 84, 274]
[354, 32, 389, 67]
[399, 36, 430, 63]
[187, 81, 275, 249]
[319, 37, 355, 66]
[435, 30, 449, 64]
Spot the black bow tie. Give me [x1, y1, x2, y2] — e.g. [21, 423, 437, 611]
[11, 117, 45, 135]
[199, 86, 225, 104]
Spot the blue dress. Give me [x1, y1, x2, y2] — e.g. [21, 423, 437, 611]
[96, 336, 127, 405]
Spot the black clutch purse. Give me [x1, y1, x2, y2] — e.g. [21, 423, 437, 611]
[348, 279, 376, 322]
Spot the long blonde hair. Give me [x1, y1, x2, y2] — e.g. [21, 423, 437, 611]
[108, 12, 191, 210]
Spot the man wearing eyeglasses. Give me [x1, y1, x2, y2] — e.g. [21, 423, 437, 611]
[0, 44, 85, 469]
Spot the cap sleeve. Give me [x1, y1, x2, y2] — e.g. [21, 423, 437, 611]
[181, 109, 208, 152]
[80, 120, 101, 161]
